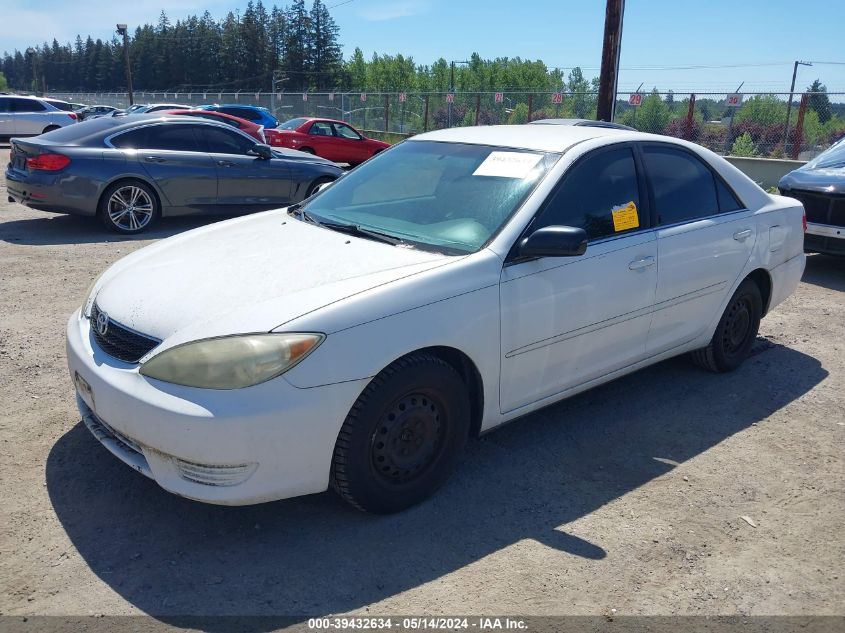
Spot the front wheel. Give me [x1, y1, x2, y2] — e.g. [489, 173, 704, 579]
[98, 180, 160, 234]
[691, 279, 762, 372]
[331, 353, 471, 513]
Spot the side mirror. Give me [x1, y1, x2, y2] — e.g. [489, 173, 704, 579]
[250, 143, 273, 160]
[518, 225, 588, 258]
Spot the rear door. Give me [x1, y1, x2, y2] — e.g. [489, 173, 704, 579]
[640, 143, 755, 356]
[9, 98, 50, 136]
[304, 121, 338, 160]
[196, 125, 293, 210]
[110, 123, 218, 211]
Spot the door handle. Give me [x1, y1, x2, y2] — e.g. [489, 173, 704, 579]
[216, 160, 236, 167]
[733, 229, 752, 241]
[628, 256, 655, 270]
[144, 156, 166, 163]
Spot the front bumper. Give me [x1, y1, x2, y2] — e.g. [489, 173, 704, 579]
[66, 308, 369, 505]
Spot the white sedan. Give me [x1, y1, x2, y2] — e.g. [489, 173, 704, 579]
[66, 125, 806, 513]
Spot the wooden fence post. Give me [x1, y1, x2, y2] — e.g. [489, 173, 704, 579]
[791, 93, 809, 160]
[423, 95, 429, 132]
[475, 94, 481, 126]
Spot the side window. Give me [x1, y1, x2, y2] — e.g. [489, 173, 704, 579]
[0, 99, 9, 113]
[333, 123, 361, 140]
[11, 99, 46, 113]
[144, 125, 201, 152]
[716, 177, 744, 212]
[309, 122, 334, 136]
[642, 146, 720, 225]
[534, 147, 642, 241]
[222, 107, 259, 122]
[198, 126, 255, 155]
[110, 128, 147, 149]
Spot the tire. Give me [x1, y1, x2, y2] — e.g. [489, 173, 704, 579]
[331, 352, 471, 514]
[42, 125, 60, 134]
[98, 180, 160, 234]
[299, 147, 315, 155]
[691, 278, 762, 373]
[305, 176, 335, 198]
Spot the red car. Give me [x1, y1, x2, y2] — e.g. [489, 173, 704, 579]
[266, 118, 390, 164]
[162, 109, 267, 143]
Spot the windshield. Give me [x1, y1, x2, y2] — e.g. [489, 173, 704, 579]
[302, 141, 558, 254]
[279, 117, 308, 130]
[805, 137, 845, 170]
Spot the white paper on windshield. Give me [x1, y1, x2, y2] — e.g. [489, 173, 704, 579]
[473, 151, 544, 178]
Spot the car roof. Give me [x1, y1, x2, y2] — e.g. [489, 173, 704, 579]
[530, 118, 635, 131]
[410, 124, 636, 152]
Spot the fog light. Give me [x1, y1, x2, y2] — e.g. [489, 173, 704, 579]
[173, 458, 258, 487]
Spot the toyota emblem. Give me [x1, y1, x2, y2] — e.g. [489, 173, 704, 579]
[96, 311, 109, 337]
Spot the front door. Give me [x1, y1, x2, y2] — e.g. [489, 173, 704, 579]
[197, 125, 293, 210]
[499, 145, 657, 413]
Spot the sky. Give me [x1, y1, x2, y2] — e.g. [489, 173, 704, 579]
[2, 0, 843, 95]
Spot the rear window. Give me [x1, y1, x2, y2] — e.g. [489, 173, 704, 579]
[279, 117, 308, 130]
[44, 99, 74, 112]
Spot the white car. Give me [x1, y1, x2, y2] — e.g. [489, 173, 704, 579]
[66, 125, 806, 513]
[0, 95, 78, 139]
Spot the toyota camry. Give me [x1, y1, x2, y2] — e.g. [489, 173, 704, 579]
[67, 125, 806, 513]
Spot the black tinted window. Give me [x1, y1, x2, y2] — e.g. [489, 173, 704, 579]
[643, 146, 719, 225]
[111, 128, 147, 149]
[198, 126, 255, 155]
[220, 107, 259, 122]
[45, 100, 73, 111]
[534, 147, 642, 240]
[716, 177, 743, 212]
[11, 98, 46, 112]
[0, 99, 9, 113]
[144, 125, 201, 151]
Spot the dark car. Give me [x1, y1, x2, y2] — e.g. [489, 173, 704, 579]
[6, 115, 342, 234]
[197, 104, 279, 130]
[779, 138, 845, 256]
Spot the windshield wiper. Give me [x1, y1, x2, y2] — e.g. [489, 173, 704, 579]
[316, 219, 406, 246]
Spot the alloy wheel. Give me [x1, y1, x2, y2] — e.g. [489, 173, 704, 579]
[107, 186, 154, 232]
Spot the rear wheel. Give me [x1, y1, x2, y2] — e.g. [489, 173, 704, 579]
[98, 180, 160, 234]
[331, 353, 470, 514]
[691, 279, 762, 373]
[305, 177, 335, 198]
[299, 147, 315, 155]
[42, 125, 60, 134]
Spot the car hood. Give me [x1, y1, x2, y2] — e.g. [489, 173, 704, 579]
[93, 210, 453, 349]
[779, 165, 845, 194]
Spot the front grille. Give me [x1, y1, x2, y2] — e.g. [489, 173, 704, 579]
[786, 189, 845, 227]
[90, 302, 160, 363]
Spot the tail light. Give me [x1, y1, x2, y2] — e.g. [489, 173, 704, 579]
[26, 153, 71, 171]
[67, 112, 78, 120]
[802, 212, 807, 233]
[258, 125, 266, 143]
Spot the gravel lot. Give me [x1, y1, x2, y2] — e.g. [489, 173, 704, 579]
[0, 145, 843, 622]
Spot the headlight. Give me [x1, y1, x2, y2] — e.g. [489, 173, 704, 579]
[81, 271, 105, 317]
[139, 333, 324, 389]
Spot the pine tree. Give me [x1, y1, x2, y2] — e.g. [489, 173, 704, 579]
[309, 0, 342, 89]
[283, 0, 310, 90]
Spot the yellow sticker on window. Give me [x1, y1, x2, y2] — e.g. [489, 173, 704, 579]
[612, 201, 639, 232]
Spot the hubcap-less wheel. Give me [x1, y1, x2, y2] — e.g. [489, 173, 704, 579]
[107, 186, 154, 232]
[723, 295, 753, 356]
[371, 392, 445, 484]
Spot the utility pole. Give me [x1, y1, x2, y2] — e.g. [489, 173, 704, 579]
[116, 24, 134, 106]
[448, 60, 470, 128]
[596, 0, 625, 122]
[25, 48, 38, 95]
[784, 60, 811, 155]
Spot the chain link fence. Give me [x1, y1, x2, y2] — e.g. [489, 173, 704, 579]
[51, 90, 845, 160]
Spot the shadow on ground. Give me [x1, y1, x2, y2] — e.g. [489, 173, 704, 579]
[47, 341, 826, 628]
[0, 213, 226, 246]
[802, 253, 845, 292]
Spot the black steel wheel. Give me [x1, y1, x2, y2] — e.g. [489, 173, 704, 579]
[691, 278, 762, 373]
[331, 352, 471, 513]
